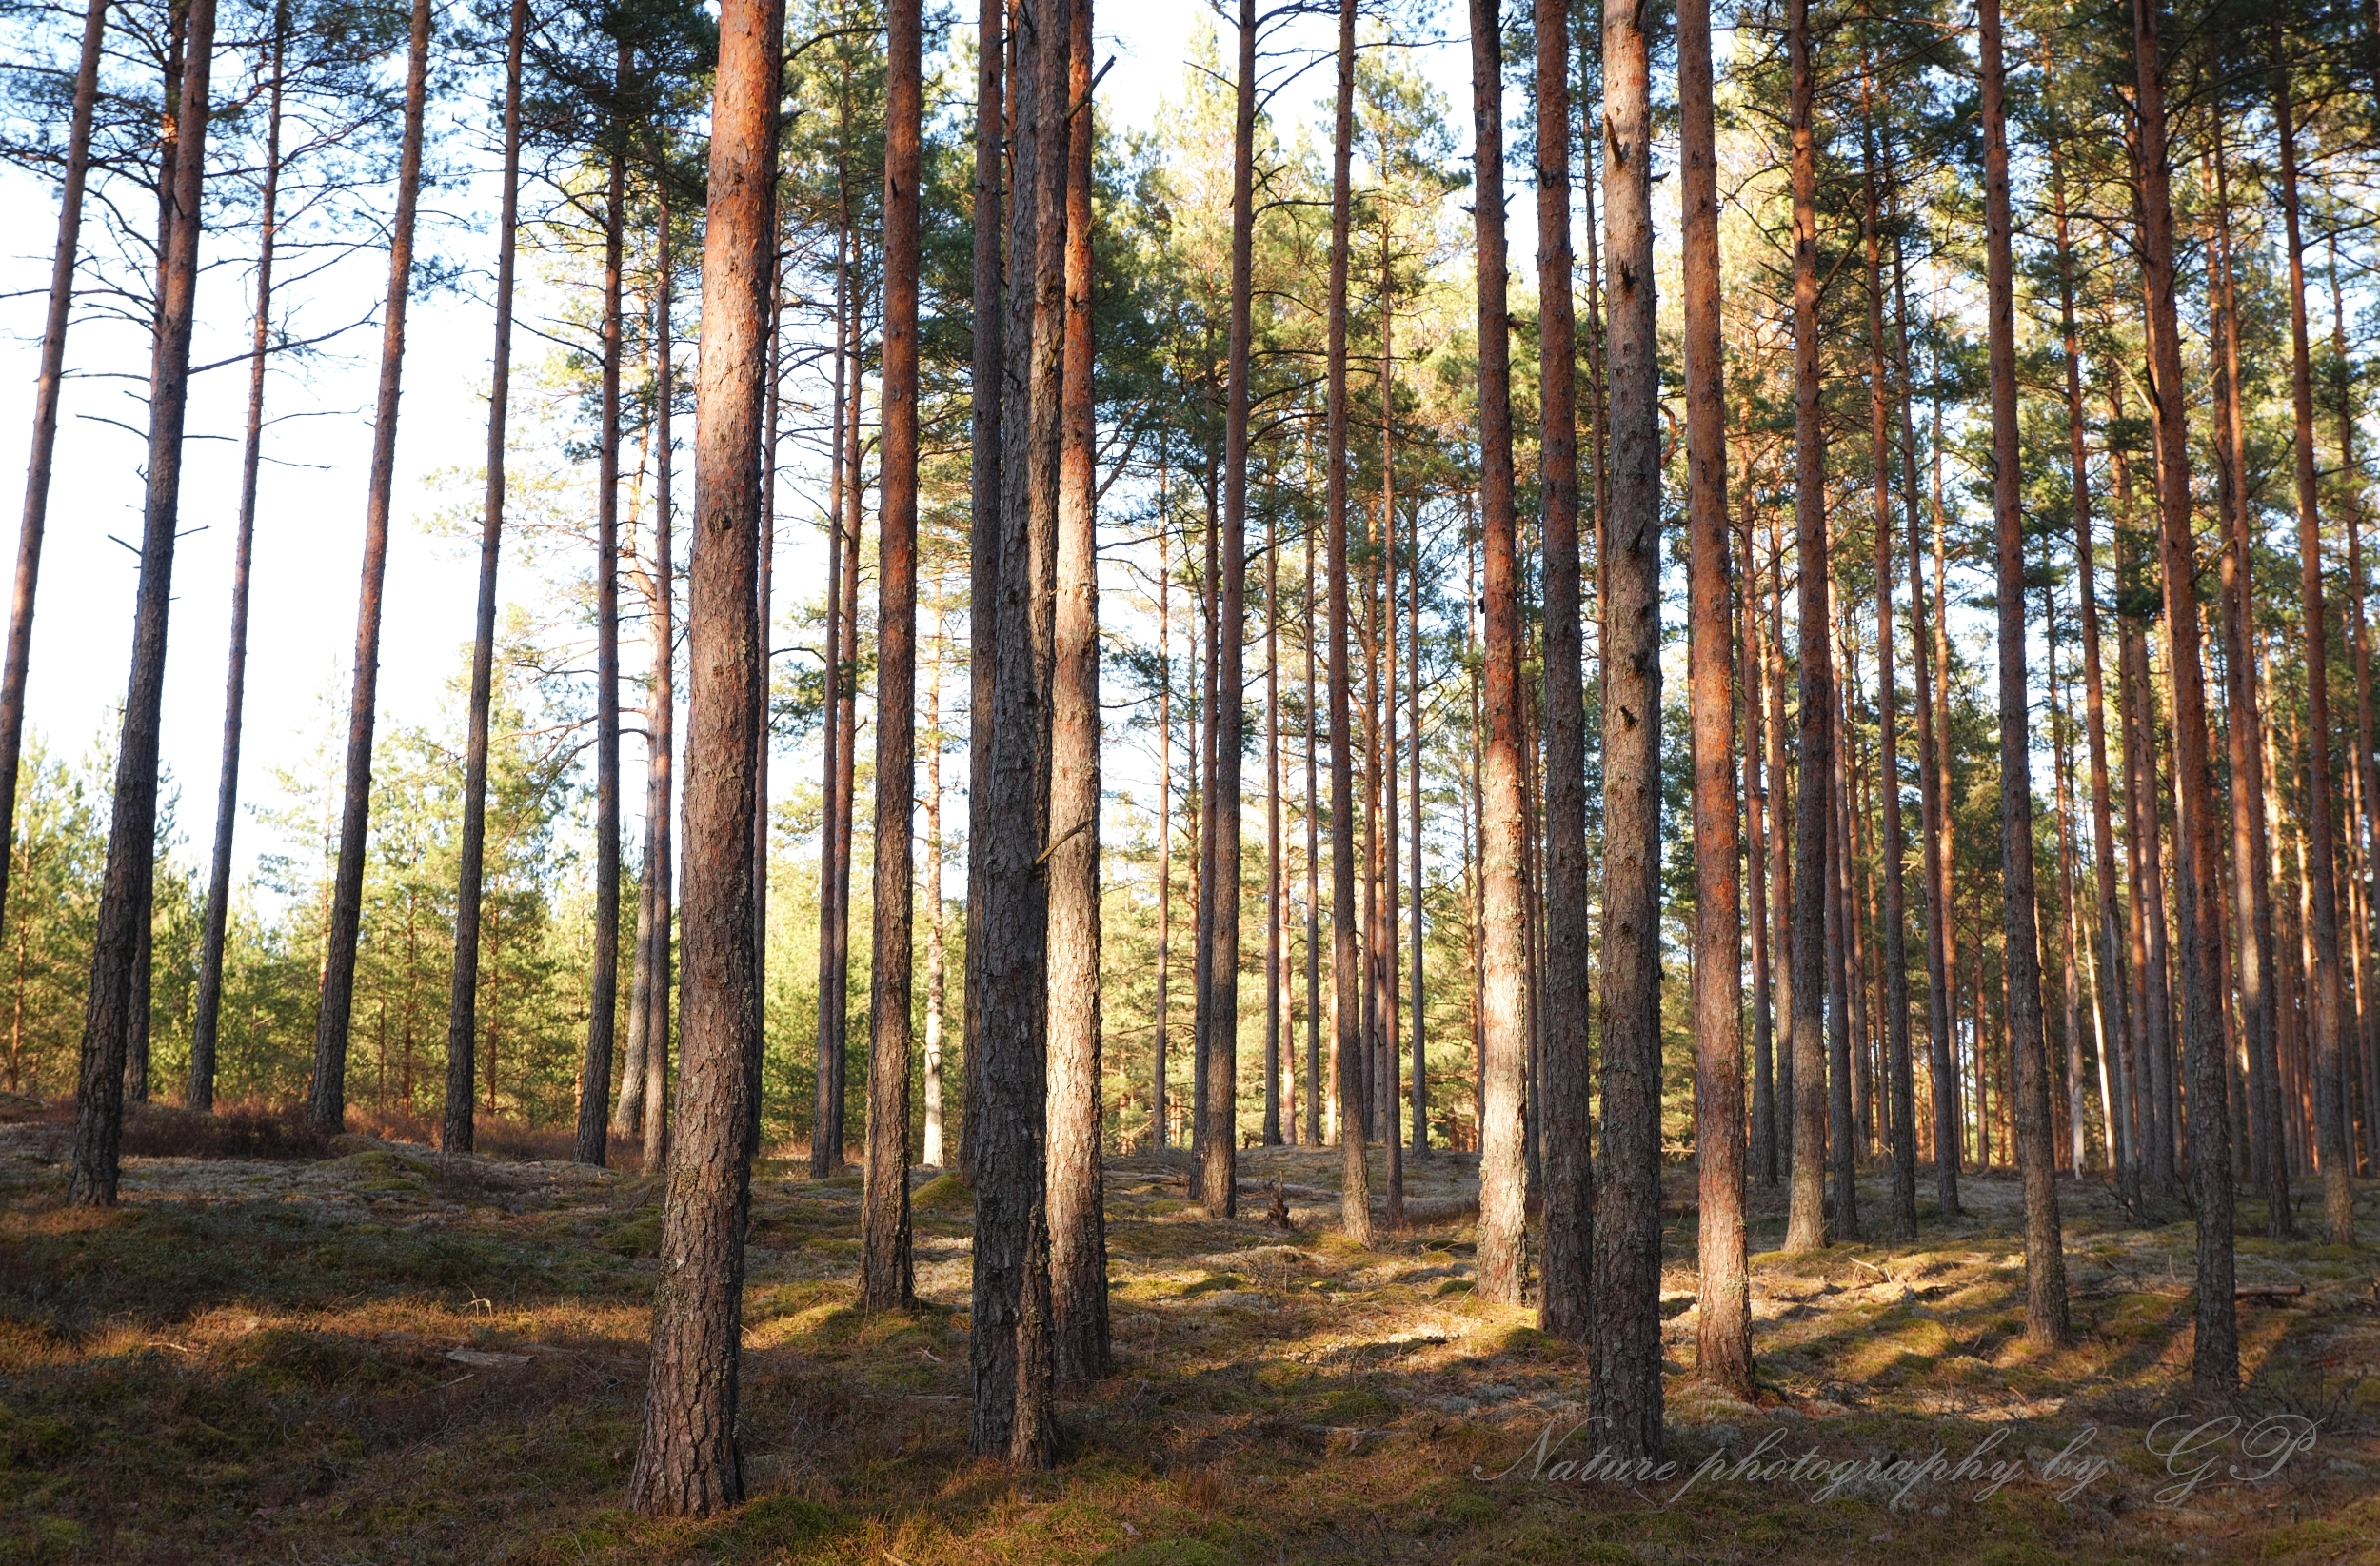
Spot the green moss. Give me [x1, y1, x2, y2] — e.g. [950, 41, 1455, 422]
[912, 1173, 974, 1214]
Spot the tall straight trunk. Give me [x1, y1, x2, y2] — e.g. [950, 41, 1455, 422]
[576, 41, 633, 1168]
[1306, 486, 1323, 1148]
[303, 0, 428, 1139]
[1769, 509, 1795, 1180]
[190, 8, 284, 1112]
[2132, 0, 2236, 1392]
[1360, 529, 1381, 1142]
[960, 0, 1003, 1189]
[2, 0, 108, 960]
[1407, 420, 1425, 1154]
[2204, 124, 2289, 1235]
[625, 0, 776, 1511]
[2048, 111, 2133, 1199]
[1325, 0, 1369, 1244]
[1978, 0, 2067, 1346]
[1195, 459, 1219, 1154]
[922, 632, 946, 1168]
[2272, 48, 2356, 1243]
[1593, 0, 1662, 1460]
[2048, 591, 2091, 1171]
[860, 0, 922, 1313]
[1534, 0, 1594, 1344]
[1471, 0, 1529, 1305]
[814, 233, 849, 1179]
[1681, 0, 1750, 1399]
[1860, 53, 1914, 1237]
[1047, 0, 1107, 1383]
[1742, 488, 1777, 1188]
[1195, 0, 1257, 1217]
[2330, 248, 2380, 1174]
[642, 193, 678, 1176]
[828, 328, 861, 1163]
[1922, 368, 1965, 1209]
[1378, 387, 1403, 1219]
[1155, 504, 1172, 1147]
[969, 0, 1064, 1465]
[2123, 584, 2179, 1194]
[1264, 487, 1282, 1147]
[1823, 588, 1856, 1238]
[1783, 0, 1833, 1252]
[446, 0, 528, 1151]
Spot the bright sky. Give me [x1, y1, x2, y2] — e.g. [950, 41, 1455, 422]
[0, 0, 1489, 888]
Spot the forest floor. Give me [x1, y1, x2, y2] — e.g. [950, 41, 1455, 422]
[2, 1106, 2376, 1565]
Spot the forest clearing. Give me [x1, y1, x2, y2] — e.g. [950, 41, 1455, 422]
[0, 1106, 2373, 1563]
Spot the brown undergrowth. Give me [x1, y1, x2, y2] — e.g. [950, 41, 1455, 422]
[1, 1123, 2373, 1564]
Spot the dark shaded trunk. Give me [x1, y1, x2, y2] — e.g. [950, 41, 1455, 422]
[1, 0, 109, 975]
[1534, 0, 1593, 1345]
[1155, 507, 1172, 1149]
[860, 0, 922, 1313]
[303, 0, 431, 1138]
[1978, 0, 2067, 1345]
[1592, 0, 1662, 1459]
[1742, 486, 1776, 1188]
[1783, 0, 1833, 1252]
[642, 190, 677, 1177]
[1326, 0, 1369, 1245]
[1681, 0, 1750, 1399]
[1047, 0, 1106, 1385]
[576, 39, 633, 1169]
[624, 0, 776, 1509]
[1307, 496, 1323, 1149]
[1470, 0, 1528, 1303]
[959, 0, 1002, 1189]
[2329, 248, 2380, 1175]
[191, 7, 286, 1113]
[2131, 0, 2235, 1392]
[814, 230, 848, 1179]
[968, 0, 1065, 1466]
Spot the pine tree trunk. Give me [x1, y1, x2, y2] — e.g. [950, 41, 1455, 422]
[1155, 509, 1172, 1149]
[1047, 0, 1107, 1384]
[1195, 0, 1257, 1216]
[2329, 249, 2380, 1174]
[304, 0, 430, 1139]
[1977, 0, 2067, 1346]
[191, 10, 283, 1114]
[624, 0, 776, 1510]
[1306, 494, 1323, 1149]
[1783, 0, 1833, 1253]
[959, 0, 1003, 1190]
[969, 0, 1065, 1465]
[1591, 0, 1663, 1458]
[1681, 0, 1750, 1398]
[2131, 0, 2236, 1392]
[1378, 285, 1403, 1224]
[860, 0, 922, 1313]
[1325, 0, 1369, 1246]
[922, 634, 946, 1170]
[1859, 53, 1915, 1238]
[576, 40, 633, 1169]
[814, 238, 848, 1179]
[0, 0, 108, 964]
[1407, 426, 1426, 1156]
[2272, 47, 2357, 1243]
[1470, 0, 1528, 1304]
[1533, 0, 1593, 1345]
[2047, 110, 2133, 1201]
[643, 192, 678, 1176]
[1742, 487, 1776, 1188]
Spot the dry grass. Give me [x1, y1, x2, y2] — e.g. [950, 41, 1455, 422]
[1, 1123, 2374, 1564]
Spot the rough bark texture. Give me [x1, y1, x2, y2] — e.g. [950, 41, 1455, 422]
[1195, 0, 1257, 1218]
[0, 0, 107, 967]
[1978, 0, 2068, 1346]
[1783, 0, 1833, 1253]
[1681, 0, 1751, 1400]
[2272, 52, 2356, 1244]
[1325, 0, 1369, 1248]
[1859, 56, 1915, 1239]
[860, 0, 922, 1314]
[1533, 0, 1593, 1347]
[969, 0, 1064, 1466]
[2132, 0, 2236, 1393]
[1471, 0, 1529, 1306]
[1592, 0, 1663, 1461]
[305, 0, 431, 1139]
[625, 0, 777, 1514]
[576, 50, 631, 1169]
[960, 0, 1003, 1190]
[1047, 0, 1108, 1387]
[191, 13, 284, 1113]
